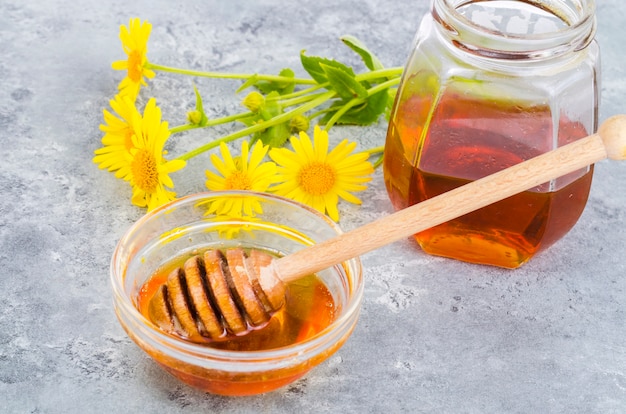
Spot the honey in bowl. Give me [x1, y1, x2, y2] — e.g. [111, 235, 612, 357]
[111, 191, 363, 396]
[136, 248, 338, 351]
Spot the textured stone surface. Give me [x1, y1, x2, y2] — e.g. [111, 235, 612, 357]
[1, 0, 625, 413]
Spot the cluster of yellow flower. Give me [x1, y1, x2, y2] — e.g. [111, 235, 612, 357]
[93, 18, 401, 221]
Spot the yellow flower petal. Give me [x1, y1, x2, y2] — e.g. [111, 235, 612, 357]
[113, 18, 153, 101]
[268, 126, 373, 221]
[93, 94, 142, 177]
[204, 140, 278, 217]
[119, 97, 185, 211]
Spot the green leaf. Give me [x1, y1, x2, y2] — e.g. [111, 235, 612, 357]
[253, 122, 291, 148]
[259, 91, 282, 120]
[300, 50, 355, 85]
[340, 35, 384, 71]
[237, 114, 261, 128]
[255, 68, 296, 95]
[275, 68, 296, 93]
[321, 63, 368, 101]
[246, 91, 290, 148]
[236, 74, 259, 93]
[322, 89, 389, 126]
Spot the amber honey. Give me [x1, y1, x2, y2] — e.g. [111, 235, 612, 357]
[136, 250, 338, 351]
[112, 191, 362, 396]
[384, 89, 594, 268]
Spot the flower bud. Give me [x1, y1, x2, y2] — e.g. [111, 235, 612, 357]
[187, 110, 203, 125]
[289, 115, 309, 133]
[242, 91, 265, 113]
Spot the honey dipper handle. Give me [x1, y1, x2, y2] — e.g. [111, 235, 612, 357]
[273, 115, 626, 282]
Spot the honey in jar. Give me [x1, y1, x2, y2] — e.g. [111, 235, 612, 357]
[384, 0, 600, 268]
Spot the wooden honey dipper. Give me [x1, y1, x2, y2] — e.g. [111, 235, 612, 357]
[149, 115, 626, 343]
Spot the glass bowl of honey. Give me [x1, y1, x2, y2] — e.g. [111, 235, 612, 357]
[110, 191, 363, 396]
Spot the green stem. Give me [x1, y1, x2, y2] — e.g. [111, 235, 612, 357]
[356, 67, 404, 81]
[169, 111, 254, 134]
[271, 83, 327, 101]
[364, 145, 386, 169]
[278, 91, 332, 108]
[365, 145, 384, 155]
[177, 91, 336, 161]
[372, 153, 384, 169]
[146, 61, 317, 85]
[169, 124, 200, 134]
[272, 68, 402, 108]
[308, 107, 334, 120]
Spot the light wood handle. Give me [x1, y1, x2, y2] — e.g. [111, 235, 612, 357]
[274, 115, 626, 282]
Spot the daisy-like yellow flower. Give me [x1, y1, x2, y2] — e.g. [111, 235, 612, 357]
[269, 125, 374, 221]
[205, 140, 277, 217]
[93, 93, 140, 177]
[116, 98, 186, 211]
[111, 18, 155, 101]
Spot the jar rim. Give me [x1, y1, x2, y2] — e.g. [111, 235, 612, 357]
[433, 0, 596, 59]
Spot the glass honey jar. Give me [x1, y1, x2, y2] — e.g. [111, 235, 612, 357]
[383, 0, 600, 268]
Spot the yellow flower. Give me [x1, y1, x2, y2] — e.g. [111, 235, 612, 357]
[269, 125, 373, 221]
[111, 18, 155, 101]
[93, 94, 140, 177]
[205, 140, 277, 217]
[117, 98, 186, 211]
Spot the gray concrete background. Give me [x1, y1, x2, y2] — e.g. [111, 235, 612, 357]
[1, 0, 625, 413]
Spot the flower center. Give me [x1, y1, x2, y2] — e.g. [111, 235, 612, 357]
[131, 148, 158, 192]
[225, 171, 252, 190]
[127, 50, 144, 83]
[298, 162, 336, 196]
